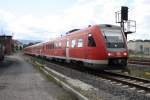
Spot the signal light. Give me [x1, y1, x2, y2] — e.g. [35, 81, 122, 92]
[121, 6, 128, 21]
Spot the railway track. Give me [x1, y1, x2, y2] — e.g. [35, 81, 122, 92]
[31, 56, 150, 95]
[96, 71, 150, 93]
[129, 60, 150, 66]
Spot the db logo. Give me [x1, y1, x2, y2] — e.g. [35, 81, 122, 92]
[116, 52, 121, 56]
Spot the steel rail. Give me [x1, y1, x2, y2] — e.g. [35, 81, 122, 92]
[97, 72, 150, 92]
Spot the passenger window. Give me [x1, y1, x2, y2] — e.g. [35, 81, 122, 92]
[49, 44, 51, 49]
[52, 43, 54, 49]
[71, 40, 76, 48]
[77, 38, 83, 47]
[88, 33, 96, 47]
[59, 42, 61, 48]
[46, 45, 48, 49]
[66, 40, 69, 48]
[55, 43, 58, 48]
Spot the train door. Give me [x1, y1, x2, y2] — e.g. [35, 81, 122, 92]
[85, 33, 96, 59]
[66, 39, 69, 60]
[40, 46, 42, 56]
[41, 45, 44, 57]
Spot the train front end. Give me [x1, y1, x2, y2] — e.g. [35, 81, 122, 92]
[100, 24, 128, 69]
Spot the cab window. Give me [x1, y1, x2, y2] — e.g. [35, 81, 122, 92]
[88, 33, 96, 47]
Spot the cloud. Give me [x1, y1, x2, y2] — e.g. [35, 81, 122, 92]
[128, 0, 150, 40]
[0, 0, 149, 41]
[0, 10, 15, 35]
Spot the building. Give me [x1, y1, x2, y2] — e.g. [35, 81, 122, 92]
[0, 35, 12, 55]
[128, 40, 150, 55]
[13, 40, 23, 52]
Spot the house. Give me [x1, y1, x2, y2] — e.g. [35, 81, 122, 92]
[128, 40, 150, 55]
[0, 35, 12, 55]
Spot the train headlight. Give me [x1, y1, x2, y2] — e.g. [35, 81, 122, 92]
[123, 52, 127, 56]
[108, 53, 111, 56]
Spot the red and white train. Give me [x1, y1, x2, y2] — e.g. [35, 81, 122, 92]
[24, 24, 128, 70]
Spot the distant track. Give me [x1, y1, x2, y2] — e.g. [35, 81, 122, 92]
[129, 60, 150, 66]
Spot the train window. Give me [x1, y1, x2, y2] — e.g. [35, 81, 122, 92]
[88, 33, 96, 47]
[66, 40, 69, 48]
[103, 30, 125, 48]
[59, 42, 61, 48]
[71, 40, 76, 48]
[46, 45, 47, 49]
[49, 44, 51, 49]
[77, 38, 83, 47]
[55, 43, 58, 48]
[47, 45, 49, 49]
[48, 44, 50, 49]
[52, 43, 54, 49]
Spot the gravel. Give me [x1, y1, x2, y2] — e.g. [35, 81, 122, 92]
[33, 57, 150, 100]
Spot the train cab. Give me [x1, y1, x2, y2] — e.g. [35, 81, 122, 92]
[100, 24, 128, 67]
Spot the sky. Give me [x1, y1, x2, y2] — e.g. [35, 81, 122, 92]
[0, 0, 150, 41]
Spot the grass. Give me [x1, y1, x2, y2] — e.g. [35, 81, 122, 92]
[57, 93, 78, 100]
[127, 54, 150, 79]
[129, 54, 150, 60]
[128, 67, 150, 80]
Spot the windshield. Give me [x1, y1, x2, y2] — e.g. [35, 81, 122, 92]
[103, 30, 125, 48]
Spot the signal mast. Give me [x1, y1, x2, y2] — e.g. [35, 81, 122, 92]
[115, 6, 136, 39]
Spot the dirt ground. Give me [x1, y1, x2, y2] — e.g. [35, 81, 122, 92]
[0, 53, 76, 100]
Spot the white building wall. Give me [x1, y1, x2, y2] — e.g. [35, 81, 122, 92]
[128, 41, 150, 54]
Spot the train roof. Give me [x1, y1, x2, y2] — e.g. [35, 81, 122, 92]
[24, 24, 121, 49]
[65, 24, 121, 35]
[99, 24, 121, 30]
